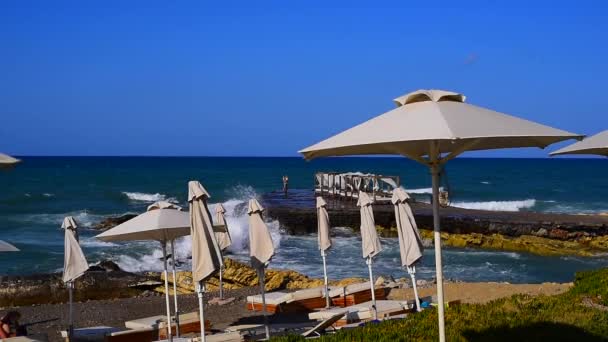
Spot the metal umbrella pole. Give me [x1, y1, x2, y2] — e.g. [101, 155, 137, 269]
[366, 257, 378, 320]
[257, 268, 270, 339]
[321, 250, 330, 308]
[219, 264, 224, 300]
[197, 281, 207, 342]
[407, 266, 421, 312]
[68, 281, 74, 340]
[161, 241, 173, 342]
[170, 239, 180, 337]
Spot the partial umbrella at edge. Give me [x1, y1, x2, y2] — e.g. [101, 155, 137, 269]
[0, 153, 20, 168]
[551, 130, 608, 156]
[0, 240, 19, 252]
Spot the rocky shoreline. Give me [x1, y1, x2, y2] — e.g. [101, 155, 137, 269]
[260, 190, 608, 257]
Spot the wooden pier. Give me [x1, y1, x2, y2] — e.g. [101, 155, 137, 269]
[314, 171, 400, 203]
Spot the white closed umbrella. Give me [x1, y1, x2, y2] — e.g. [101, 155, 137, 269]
[300, 89, 581, 341]
[214, 203, 232, 300]
[248, 199, 275, 340]
[551, 130, 608, 156]
[316, 197, 332, 308]
[392, 188, 424, 311]
[0, 153, 20, 168]
[357, 192, 382, 320]
[0, 240, 19, 252]
[62, 217, 89, 340]
[188, 181, 223, 342]
[96, 207, 190, 341]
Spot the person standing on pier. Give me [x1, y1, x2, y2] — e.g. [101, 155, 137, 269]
[282, 175, 289, 196]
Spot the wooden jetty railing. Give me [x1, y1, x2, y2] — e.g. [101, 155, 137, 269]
[314, 172, 400, 202]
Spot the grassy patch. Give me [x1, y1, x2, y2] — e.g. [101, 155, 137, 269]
[272, 268, 608, 341]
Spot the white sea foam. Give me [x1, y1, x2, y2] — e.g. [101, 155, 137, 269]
[122, 191, 174, 202]
[405, 187, 433, 194]
[79, 238, 118, 248]
[481, 181, 491, 185]
[43, 193, 54, 197]
[451, 199, 536, 212]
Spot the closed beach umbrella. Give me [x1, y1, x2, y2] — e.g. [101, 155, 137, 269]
[62, 217, 89, 339]
[357, 192, 381, 320]
[300, 89, 581, 341]
[0, 153, 20, 168]
[214, 203, 232, 299]
[316, 197, 332, 307]
[0, 240, 19, 252]
[392, 188, 424, 311]
[551, 130, 608, 156]
[189, 181, 223, 342]
[96, 207, 190, 340]
[248, 199, 275, 339]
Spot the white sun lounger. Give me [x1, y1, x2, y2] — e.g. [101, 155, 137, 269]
[309, 300, 413, 324]
[246, 287, 338, 313]
[301, 312, 346, 337]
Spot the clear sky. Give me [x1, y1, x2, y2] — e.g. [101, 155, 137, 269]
[1, 1, 607, 157]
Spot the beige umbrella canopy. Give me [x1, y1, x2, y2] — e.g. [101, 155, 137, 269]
[248, 198, 275, 339]
[357, 192, 381, 320]
[96, 209, 190, 242]
[551, 130, 608, 156]
[0, 153, 20, 168]
[392, 188, 424, 311]
[214, 204, 232, 251]
[189, 180, 223, 342]
[0, 240, 19, 252]
[299, 89, 581, 341]
[147, 201, 183, 211]
[62, 216, 79, 241]
[62, 216, 88, 339]
[248, 199, 275, 269]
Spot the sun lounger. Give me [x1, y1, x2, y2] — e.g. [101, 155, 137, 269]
[60, 326, 123, 341]
[301, 312, 346, 337]
[309, 300, 412, 326]
[329, 282, 390, 307]
[246, 287, 331, 313]
[4, 336, 48, 342]
[103, 327, 156, 342]
[157, 312, 211, 340]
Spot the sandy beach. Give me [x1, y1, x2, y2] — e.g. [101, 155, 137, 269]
[9, 280, 572, 342]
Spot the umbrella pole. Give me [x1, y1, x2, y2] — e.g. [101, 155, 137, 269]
[197, 281, 207, 342]
[257, 268, 270, 340]
[321, 249, 330, 308]
[170, 239, 180, 337]
[366, 257, 378, 320]
[161, 241, 173, 342]
[219, 262, 224, 300]
[431, 157, 446, 342]
[407, 266, 421, 312]
[68, 281, 74, 340]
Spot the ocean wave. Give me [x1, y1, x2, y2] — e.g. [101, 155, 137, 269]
[481, 181, 491, 185]
[79, 238, 118, 248]
[122, 191, 176, 203]
[8, 210, 105, 228]
[451, 199, 536, 212]
[405, 187, 432, 194]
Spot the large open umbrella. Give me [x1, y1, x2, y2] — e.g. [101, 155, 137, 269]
[188, 181, 223, 342]
[214, 203, 232, 299]
[0, 240, 19, 252]
[316, 197, 332, 308]
[299, 89, 581, 341]
[392, 188, 424, 311]
[248, 199, 275, 340]
[0, 153, 20, 168]
[551, 130, 608, 157]
[147, 201, 184, 336]
[62, 216, 89, 340]
[357, 192, 382, 320]
[96, 207, 190, 341]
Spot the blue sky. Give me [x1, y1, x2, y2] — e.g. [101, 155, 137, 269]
[1, 1, 607, 157]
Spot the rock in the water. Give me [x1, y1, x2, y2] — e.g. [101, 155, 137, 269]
[0, 271, 158, 307]
[93, 214, 137, 230]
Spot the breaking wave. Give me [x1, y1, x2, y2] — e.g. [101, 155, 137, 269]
[122, 192, 176, 203]
[451, 199, 536, 212]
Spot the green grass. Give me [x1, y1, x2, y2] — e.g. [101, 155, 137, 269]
[272, 268, 608, 341]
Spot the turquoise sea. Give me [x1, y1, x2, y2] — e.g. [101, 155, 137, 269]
[1, 157, 607, 283]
